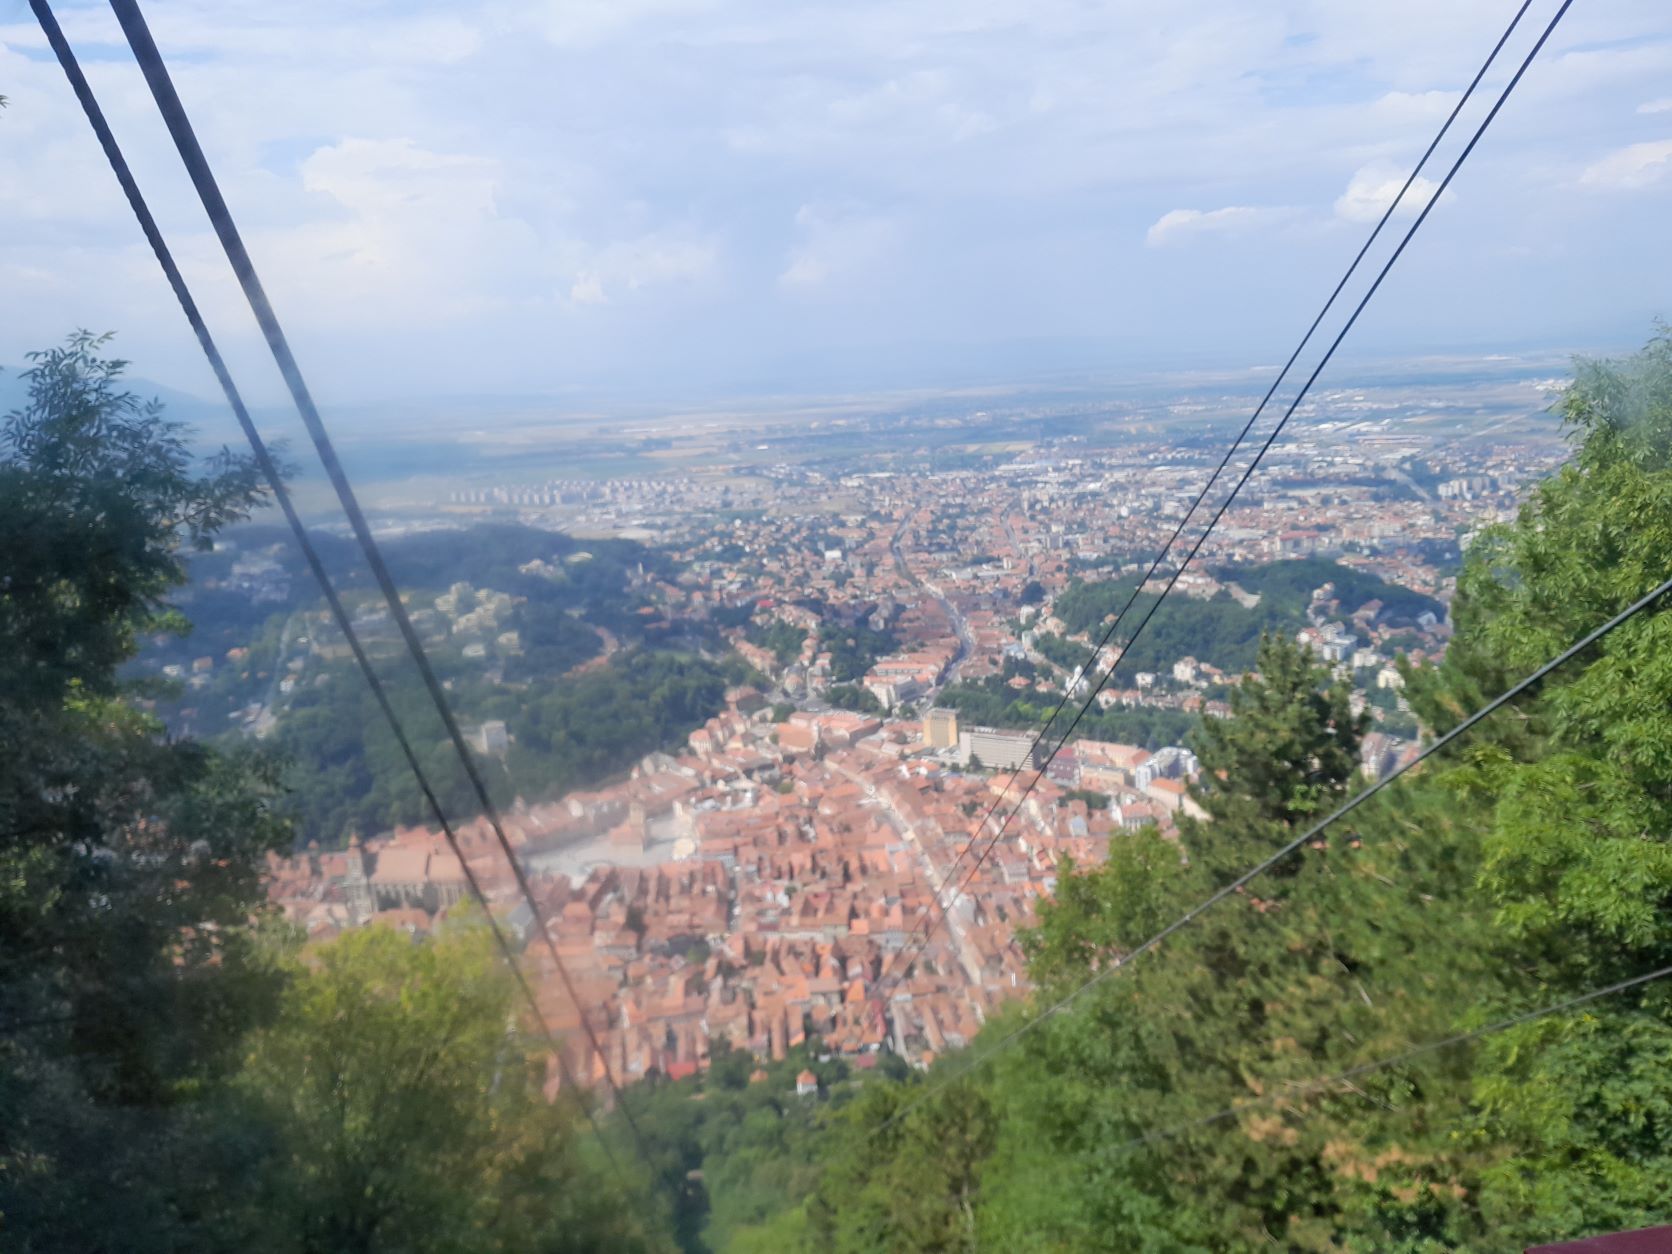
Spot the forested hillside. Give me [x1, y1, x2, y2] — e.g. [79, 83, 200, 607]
[1047, 556, 1442, 676]
[266, 648, 746, 844]
[1223, 556, 1442, 624]
[933, 554, 1437, 750]
[936, 659, 1202, 748]
[146, 520, 670, 693]
[132, 516, 749, 846]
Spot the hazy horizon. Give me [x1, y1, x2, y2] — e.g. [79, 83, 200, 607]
[0, 335, 1601, 452]
[2, 0, 1669, 409]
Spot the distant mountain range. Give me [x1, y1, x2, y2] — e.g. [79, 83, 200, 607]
[0, 365, 236, 443]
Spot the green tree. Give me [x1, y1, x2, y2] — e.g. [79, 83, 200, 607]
[818, 621, 897, 684]
[267, 646, 733, 845]
[0, 336, 682, 1252]
[805, 1080, 995, 1253]
[935, 670, 1199, 748]
[750, 620, 809, 667]
[1187, 632, 1368, 878]
[226, 919, 666, 1253]
[0, 333, 287, 1249]
[999, 641, 1422, 1252]
[825, 684, 883, 715]
[803, 621, 1490, 1251]
[1405, 328, 1672, 1245]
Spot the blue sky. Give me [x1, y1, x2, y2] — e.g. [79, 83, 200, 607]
[1, 0, 1669, 405]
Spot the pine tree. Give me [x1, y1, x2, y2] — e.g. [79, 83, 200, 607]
[1185, 631, 1369, 879]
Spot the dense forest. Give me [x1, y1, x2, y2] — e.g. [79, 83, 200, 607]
[818, 619, 900, 684]
[937, 554, 1442, 751]
[266, 647, 745, 845]
[825, 682, 886, 714]
[621, 1042, 900, 1251]
[1222, 557, 1443, 625]
[936, 665, 1200, 749]
[747, 618, 808, 667]
[149, 519, 670, 683]
[134, 511, 746, 845]
[1045, 556, 1443, 676]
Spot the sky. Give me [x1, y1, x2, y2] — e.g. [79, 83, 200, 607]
[1, 0, 1670, 407]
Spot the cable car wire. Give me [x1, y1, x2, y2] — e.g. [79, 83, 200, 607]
[885, 0, 1537, 1000]
[875, 0, 1571, 1005]
[876, 556, 1670, 1135]
[28, 0, 631, 1181]
[102, 0, 651, 1151]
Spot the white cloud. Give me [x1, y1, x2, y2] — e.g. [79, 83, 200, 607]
[824, 71, 997, 143]
[1144, 205, 1289, 247]
[726, 67, 999, 167]
[258, 139, 714, 324]
[256, 138, 520, 324]
[1578, 139, 1672, 190]
[567, 234, 717, 300]
[1368, 89, 1454, 123]
[528, 0, 720, 48]
[778, 205, 899, 289]
[779, 253, 830, 288]
[4, 0, 1672, 396]
[302, 138, 499, 224]
[1333, 162, 1447, 224]
[569, 274, 608, 305]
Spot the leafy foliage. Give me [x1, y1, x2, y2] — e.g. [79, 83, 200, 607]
[503, 600, 604, 680]
[1223, 558, 1443, 627]
[0, 336, 291, 1249]
[1046, 557, 1438, 676]
[2, 333, 266, 704]
[0, 336, 676, 1252]
[225, 919, 669, 1253]
[818, 620, 898, 684]
[936, 670, 1199, 749]
[825, 683, 884, 714]
[1187, 632, 1368, 861]
[1051, 577, 1293, 673]
[748, 619, 808, 667]
[506, 650, 737, 797]
[268, 648, 737, 844]
[139, 520, 667, 736]
[618, 1041, 862, 1252]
